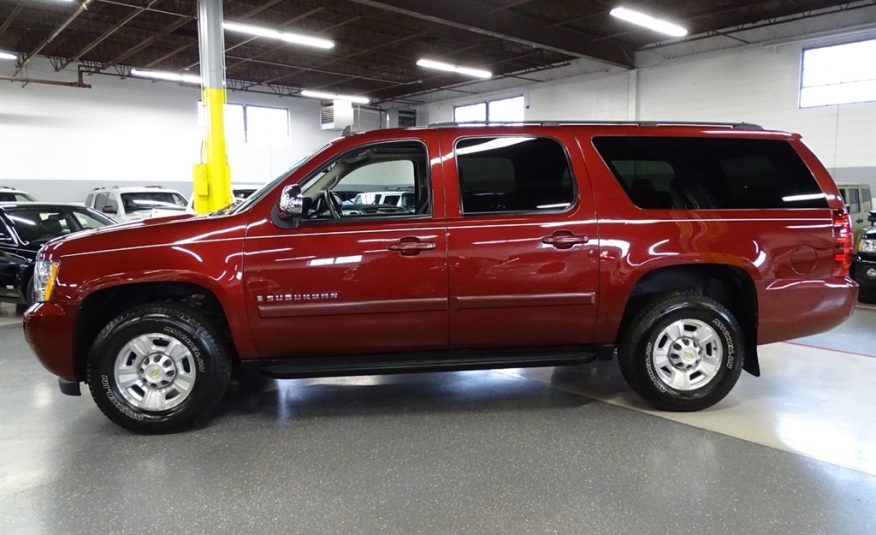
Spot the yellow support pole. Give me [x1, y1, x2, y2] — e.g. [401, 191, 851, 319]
[192, 0, 232, 214]
[193, 88, 232, 214]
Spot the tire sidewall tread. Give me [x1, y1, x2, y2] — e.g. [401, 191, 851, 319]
[619, 292, 745, 412]
[86, 303, 231, 434]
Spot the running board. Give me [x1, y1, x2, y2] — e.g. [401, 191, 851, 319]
[253, 345, 614, 379]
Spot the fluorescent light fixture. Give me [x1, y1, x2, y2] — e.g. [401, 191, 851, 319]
[416, 59, 492, 79]
[456, 137, 534, 155]
[223, 21, 334, 50]
[609, 6, 688, 37]
[131, 68, 202, 85]
[782, 193, 827, 203]
[0, 51, 17, 61]
[300, 90, 370, 104]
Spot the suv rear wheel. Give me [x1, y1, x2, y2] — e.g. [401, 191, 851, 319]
[86, 303, 231, 433]
[619, 292, 744, 411]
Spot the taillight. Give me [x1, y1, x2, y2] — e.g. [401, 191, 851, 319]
[832, 210, 853, 277]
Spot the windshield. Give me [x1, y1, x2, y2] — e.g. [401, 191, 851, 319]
[0, 192, 37, 202]
[121, 192, 187, 212]
[230, 143, 332, 215]
[6, 208, 113, 243]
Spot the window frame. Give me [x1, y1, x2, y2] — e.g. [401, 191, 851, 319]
[453, 95, 525, 123]
[297, 139, 433, 226]
[0, 217, 16, 244]
[799, 38, 876, 108]
[453, 134, 579, 217]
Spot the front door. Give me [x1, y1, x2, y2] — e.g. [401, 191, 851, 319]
[244, 135, 448, 358]
[440, 131, 600, 348]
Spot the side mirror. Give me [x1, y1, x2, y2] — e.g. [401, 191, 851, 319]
[868, 211, 876, 225]
[101, 205, 116, 214]
[278, 184, 305, 220]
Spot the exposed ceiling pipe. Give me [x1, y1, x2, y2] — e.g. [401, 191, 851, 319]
[14, 0, 95, 76]
[0, 74, 91, 89]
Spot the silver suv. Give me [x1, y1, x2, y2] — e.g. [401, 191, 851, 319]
[85, 186, 188, 223]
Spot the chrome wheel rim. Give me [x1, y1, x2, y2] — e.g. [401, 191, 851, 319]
[651, 319, 723, 392]
[113, 333, 197, 412]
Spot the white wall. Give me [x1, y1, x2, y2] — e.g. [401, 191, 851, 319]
[419, 31, 876, 184]
[0, 58, 340, 202]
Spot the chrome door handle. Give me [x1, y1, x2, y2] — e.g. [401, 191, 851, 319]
[388, 237, 436, 255]
[541, 231, 589, 249]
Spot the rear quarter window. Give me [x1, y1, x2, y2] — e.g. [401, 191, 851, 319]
[592, 137, 828, 209]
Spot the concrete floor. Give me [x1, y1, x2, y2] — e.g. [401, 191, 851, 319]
[1, 303, 875, 534]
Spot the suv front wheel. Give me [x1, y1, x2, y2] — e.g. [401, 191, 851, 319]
[619, 293, 744, 411]
[86, 303, 232, 433]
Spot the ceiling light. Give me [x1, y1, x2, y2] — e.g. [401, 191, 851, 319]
[131, 68, 202, 85]
[609, 6, 688, 37]
[416, 59, 492, 79]
[0, 51, 17, 61]
[223, 21, 334, 50]
[300, 90, 370, 104]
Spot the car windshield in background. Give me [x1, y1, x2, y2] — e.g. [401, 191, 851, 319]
[121, 192, 187, 212]
[6, 208, 113, 243]
[0, 192, 37, 202]
[233, 188, 258, 200]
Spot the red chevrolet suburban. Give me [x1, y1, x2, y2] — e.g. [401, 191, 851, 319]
[24, 122, 857, 433]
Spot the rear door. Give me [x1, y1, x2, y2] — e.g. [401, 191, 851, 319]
[440, 129, 600, 348]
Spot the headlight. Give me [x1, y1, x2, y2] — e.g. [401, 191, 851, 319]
[860, 239, 876, 254]
[33, 260, 60, 303]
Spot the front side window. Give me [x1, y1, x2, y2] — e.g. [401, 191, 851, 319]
[456, 137, 575, 214]
[5, 209, 111, 243]
[593, 137, 828, 210]
[300, 141, 429, 219]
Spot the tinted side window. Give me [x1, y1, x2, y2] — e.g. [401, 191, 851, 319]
[849, 188, 861, 212]
[456, 137, 575, 214]
[593, 137, 828, 209]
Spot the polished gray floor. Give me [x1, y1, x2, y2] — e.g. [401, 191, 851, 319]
[2, 311, 875, 534]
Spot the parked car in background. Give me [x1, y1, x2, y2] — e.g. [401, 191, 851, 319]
[341, 190, 416, 216]
[0, 203, 114, 314]
[853, 210, 876, 304]
[186, 183, 264, 214]
[837, 183, 872, 244]
[86, 186, 188, 223]
[0, 186, 38, 202]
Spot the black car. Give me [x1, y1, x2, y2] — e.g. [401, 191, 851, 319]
[853, 210, 876, 304]
[0, 203, 115, 313]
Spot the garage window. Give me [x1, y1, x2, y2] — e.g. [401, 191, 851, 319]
[800, 39, 876, 107]
[453, 96, 525, 123]
[593, 137, 828, 210]
[198, 103, 288, 144]
[456, 137, 575, 214]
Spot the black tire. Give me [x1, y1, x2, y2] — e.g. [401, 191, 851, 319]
[618, 292, 744, 411]
[858, 287, 876, 304]
[86, 303, 232, 433]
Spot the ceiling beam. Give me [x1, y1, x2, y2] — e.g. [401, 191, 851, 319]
[14, 0, 95, 76]
[0, 0, 25, 39]
[56, 0, 163, 71]
[182, 6, 325, 70]
[347, 0, 632, 68]
[101, 9, 195, 70]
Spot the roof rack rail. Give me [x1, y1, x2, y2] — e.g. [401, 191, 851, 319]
[428, 120, 764, 130]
